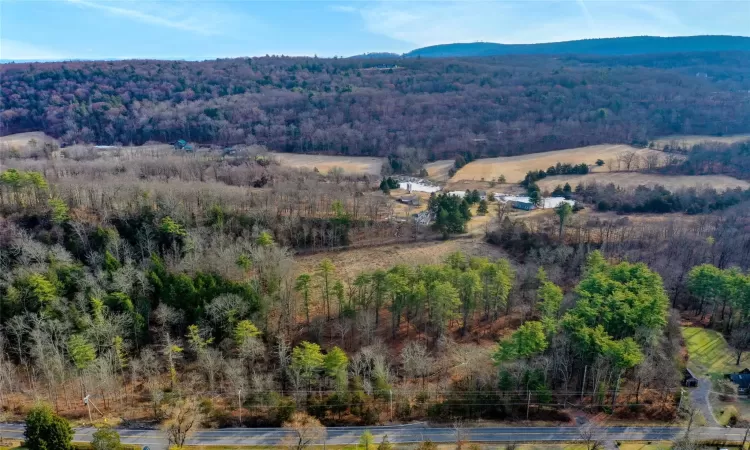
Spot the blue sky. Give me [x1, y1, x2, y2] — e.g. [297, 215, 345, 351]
[1, 0, 749, 60]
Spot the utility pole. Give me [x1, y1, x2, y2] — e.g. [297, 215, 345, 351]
[611, 373, 621, 410]
[83, 395, 92, 422]
[526, 390, 531, 421]
[389, 389, 393, 421]
[678, 388, 685, 412]
[238, 389, 243, 426]
[581, 365, 588, 401]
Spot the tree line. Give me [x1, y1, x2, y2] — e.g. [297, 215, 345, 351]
[657, 140, 750, 180]
[568, 182, 750, 215]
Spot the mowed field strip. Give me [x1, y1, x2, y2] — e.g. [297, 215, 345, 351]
[537, 173, 750, 191]
[450, 144, 664, 183]
[682, 326, 750, 377]
[273, 153, 385, 175]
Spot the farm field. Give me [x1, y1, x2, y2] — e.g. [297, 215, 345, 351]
[682, 326, 749, 378]
[650, 134, 750, 149]
[424, 159, 455, 181]
[451, 144, 664, 183]
[537, 173, 750, 191]
[273, 152, 384, 175]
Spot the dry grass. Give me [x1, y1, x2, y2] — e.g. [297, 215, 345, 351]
[537, 173, 749, 191]
[0, 131, 58, 148]
[60, 143, 175, 160]
[273, 153, 384, 175]
[424, 159, 455, 181]
[651, 134, 750, 149]
[295, 238, 506, 280]
[451, 144, 665, 183]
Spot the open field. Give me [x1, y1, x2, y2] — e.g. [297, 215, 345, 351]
[0, 131, 58, 149]
[451, 144, 665, 183]
[424, 159, 454, 181]
[273, 153, 384, 175]
[295, 237, 506, 280]
[682, 326, 750, 377]
[537, 173, 750, 191]
[651, 134, 750, 149]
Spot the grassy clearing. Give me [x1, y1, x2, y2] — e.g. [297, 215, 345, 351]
[682, 326, 750, 377]
[0, 132, 58, 153]
[537, 173, 749, 191]
[423, 160, 455, 181]
[451, 144, 664, 183]
[273, 153, 384, 175]
[295, 237, 507, 280]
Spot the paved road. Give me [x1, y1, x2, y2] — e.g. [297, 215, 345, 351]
[1, 423, 747, 449]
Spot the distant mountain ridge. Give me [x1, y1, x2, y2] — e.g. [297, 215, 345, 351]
[351, 36, 749, 59]
[348, 52, 401, 59]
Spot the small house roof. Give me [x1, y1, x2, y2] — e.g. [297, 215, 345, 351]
[728, 373, 750, 388]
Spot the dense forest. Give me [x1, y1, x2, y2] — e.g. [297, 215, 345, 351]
[2, 52, 750, 159]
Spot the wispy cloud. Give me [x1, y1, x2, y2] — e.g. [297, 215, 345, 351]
[329, 4, 357, 14]
[355, 1, 515, 47]
[0, 39, 67, 61]
[576, 0, 594, 29]
[626, 3, 684, 29]
[347, 0, 723, 48]
[64, 0, 230, 36]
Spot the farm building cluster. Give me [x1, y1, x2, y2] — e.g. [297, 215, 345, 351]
[445, 190, 575, 211]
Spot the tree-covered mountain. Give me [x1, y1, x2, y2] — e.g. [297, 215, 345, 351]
[404, 35, 750, 58]
[2, 52, 750, 159]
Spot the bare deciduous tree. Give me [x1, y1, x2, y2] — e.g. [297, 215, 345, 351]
[577, 423, 603, 450]
[282, 412, 326, 450]
[401, 341, 433, 385]
[163, 396, 203, 448]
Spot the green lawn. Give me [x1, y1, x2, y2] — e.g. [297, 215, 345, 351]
[682, 326, 750, 377]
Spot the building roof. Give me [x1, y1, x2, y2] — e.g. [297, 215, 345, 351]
[728, 373, 750, 388]
[496, 195, 575, 209]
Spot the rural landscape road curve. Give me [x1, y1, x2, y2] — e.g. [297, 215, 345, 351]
[1, 423, 748, 449]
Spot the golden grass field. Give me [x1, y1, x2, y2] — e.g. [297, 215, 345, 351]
[424, 159, 455, 181]
[537, 172, 750, 191]
[650, 133, 750, 149]
[451, 144, 664, 183]
[273, 153, 384, 175]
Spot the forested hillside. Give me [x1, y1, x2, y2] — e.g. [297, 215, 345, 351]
[405, 35, 750, 57]
[2, 53, 750, 159]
